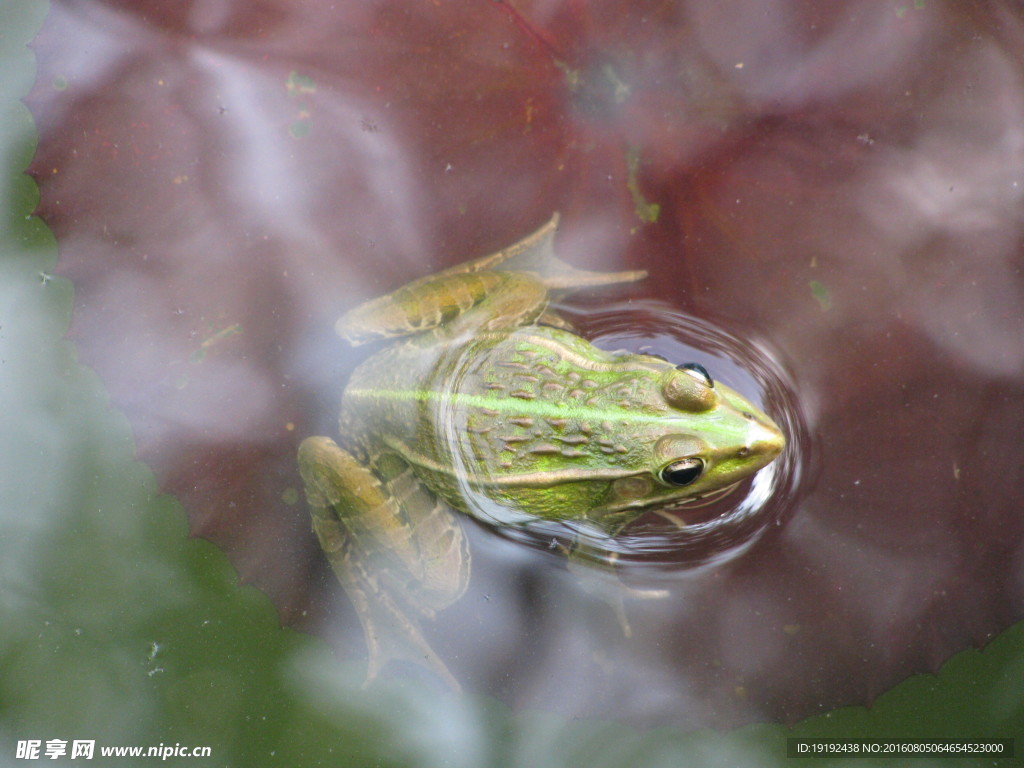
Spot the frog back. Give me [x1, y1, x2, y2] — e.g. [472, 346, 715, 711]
[340, 326, 687, 528]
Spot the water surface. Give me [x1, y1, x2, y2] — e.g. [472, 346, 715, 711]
[23, 0, 1024, 731]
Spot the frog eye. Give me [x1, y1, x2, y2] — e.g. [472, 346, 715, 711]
[676, 362, 714, 388]
[662, 364, 716, 412]
[659, 458, 704, 487]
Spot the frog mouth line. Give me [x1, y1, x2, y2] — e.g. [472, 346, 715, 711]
[586, 481, 741, 521]
[649, 483, 741, 520]
[380, 434, 752, 519]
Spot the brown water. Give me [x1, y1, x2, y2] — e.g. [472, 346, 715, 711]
[28, 0, 1024, 728]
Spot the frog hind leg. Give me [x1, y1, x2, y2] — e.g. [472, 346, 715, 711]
[336, 213, 646, 345]
[429, 212, 563, 277]
[333, 537, 462, 692]
[455, 211, 647, 294]
[437, 213, 647, 292]
[298, 436, 462, 691]
[337, 268, 554, 344]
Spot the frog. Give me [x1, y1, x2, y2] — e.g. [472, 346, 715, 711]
[299, 213, 785, 689]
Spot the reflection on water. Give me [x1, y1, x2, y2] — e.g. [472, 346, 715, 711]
[20, 0, 1024, 743]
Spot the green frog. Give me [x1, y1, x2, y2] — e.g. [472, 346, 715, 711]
[299, 214, 784, 688]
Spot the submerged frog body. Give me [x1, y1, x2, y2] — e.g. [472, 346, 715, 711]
[299, 214, 784, 687]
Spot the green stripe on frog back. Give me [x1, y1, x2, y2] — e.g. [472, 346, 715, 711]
[346, 386, 682, 425]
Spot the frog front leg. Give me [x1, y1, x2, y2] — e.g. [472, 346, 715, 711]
[298, 436, 466, 690]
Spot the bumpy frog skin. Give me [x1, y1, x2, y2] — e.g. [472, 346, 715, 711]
[299, 214, 785, 688]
